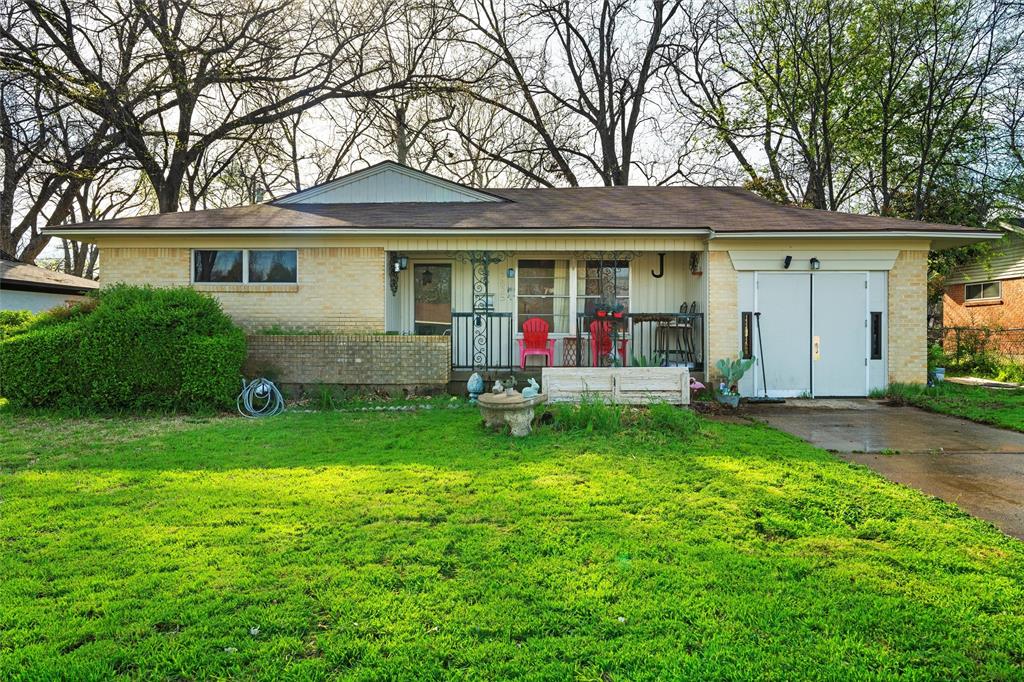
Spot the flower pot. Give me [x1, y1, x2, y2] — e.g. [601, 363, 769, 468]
[612, 312, 623, 319]
[715, 393, 741, 408]
[596, 310, 607, 318]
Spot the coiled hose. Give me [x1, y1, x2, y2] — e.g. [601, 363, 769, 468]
[237, 377, 285, 418]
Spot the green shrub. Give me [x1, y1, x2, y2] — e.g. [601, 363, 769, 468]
[0, 310, 38, 339]
[180, 331, 247, 410]
[994, 360, 1024, 384]
[0, 324, 83, 407]
[927, 344, 948, 372]
[0, 285, 245, 412]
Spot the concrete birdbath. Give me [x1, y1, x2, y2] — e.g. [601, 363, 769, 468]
[477, 391, 548, 437]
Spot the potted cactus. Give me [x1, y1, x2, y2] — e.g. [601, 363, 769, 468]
[714, 357, 755, 408]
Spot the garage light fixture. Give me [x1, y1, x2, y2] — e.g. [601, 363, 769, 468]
[783, 255, 792, 269]
[809, 257, 821, 270]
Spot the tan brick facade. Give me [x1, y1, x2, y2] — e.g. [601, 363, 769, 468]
[244, 334, 450, 390]
[706, 250, 739, 380]
[943, 277, 1024, 329]
[888, 250, 929, 384]
[101, 246, 386, 333]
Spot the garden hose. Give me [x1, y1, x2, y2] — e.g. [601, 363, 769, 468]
[237, 377, 285, 418]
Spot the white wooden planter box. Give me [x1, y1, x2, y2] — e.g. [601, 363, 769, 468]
[541, 367, 691, 405]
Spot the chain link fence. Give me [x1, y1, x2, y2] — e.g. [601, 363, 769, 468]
[928, 327, 1024, 381]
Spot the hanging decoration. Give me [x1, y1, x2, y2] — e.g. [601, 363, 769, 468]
[651, 252, 666, 278]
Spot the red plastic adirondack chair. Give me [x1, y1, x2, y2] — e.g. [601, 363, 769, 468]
[519, 317, 555, 368]
[590, 319, 628, 366]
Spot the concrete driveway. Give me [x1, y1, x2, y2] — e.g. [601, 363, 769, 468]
[745, 400, 1024, 540]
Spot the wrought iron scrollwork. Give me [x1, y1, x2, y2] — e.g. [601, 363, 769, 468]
[387, 252, 400, 295]
[448, 250, 510, 370]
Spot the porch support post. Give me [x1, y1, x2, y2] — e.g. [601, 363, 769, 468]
[468, 250, 506, 371]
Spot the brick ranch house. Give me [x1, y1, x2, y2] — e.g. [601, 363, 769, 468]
[943, 228, 1024, 329]
[47, 162, 1000, 397]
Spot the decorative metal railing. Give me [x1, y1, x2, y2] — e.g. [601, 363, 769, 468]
[451, 312, 514, 371]
[449, 311, 704, 372]
[573, 312, 704, 370]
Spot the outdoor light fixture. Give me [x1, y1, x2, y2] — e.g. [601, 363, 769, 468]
[506, 267, 515, 278]
[783, 255, 793, 269]
[809, 257, 821, 270]
[388, 253, 408, 295]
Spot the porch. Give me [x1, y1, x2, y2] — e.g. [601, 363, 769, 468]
[384, 249, 706, 376]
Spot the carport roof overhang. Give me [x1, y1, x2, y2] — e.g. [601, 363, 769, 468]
[709, 230, 1004, 250]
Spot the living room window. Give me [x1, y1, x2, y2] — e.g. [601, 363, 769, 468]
[577, 259, 630, 316]
[965, 281, 1001, 301]
[517, 259, 569, 333]
[193, 249, 297, 284]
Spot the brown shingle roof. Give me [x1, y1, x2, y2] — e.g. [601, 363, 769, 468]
[46, 186, 989, 234]
[1, 257, 99, 293]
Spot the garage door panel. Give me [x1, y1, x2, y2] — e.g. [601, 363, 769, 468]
[811, 272, 868, 397]
[755, 273, 811, 396]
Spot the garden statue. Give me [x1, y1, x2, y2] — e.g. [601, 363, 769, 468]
[522, 378, 540, 398]
[467, 372, 484, 403]
[492, 379, 504, 393]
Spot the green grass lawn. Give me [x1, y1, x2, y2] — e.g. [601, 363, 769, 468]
[884, 381, 1024, 433]
[1, 406, 1023, 680]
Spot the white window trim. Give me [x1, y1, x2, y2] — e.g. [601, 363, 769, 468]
[513, 257, 573, 336]
[190, 248, 298, 285]
[965, 280, 1001, 301]
[511, 257, 632, 337]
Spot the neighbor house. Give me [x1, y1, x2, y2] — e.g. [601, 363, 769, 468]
[943, 226, 1024, 330]
[0, 250, 99, 312]
[47, 162, 1000, 397]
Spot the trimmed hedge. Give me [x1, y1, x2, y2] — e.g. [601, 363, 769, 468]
[0, 310, 39, 339]
[0, 285, 246, 412]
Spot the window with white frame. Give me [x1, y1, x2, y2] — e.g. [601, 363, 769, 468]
[965, 280, 1001, 301]
[576, 259, 629, 316]
[517, 259, 569, 333]
[193, 250, 297, 284]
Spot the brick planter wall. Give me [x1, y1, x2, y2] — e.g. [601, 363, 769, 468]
[245, 334, 450, 392]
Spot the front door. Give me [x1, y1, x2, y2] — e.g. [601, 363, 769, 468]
[413, 263, 452, 335]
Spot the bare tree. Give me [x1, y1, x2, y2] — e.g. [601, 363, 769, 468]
[1, 0, 424, 213]
[453, 0, 684, 186]
[0, 66, 114, 261]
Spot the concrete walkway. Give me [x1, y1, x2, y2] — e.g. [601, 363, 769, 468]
[745, 400, 1024, 540]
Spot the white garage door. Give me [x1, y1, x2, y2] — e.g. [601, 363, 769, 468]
[752, 272, 869, 397]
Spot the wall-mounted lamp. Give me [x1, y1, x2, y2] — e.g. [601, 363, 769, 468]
[506, 267, 515, 279]
[783, 255, 793, 270]
[809, 257, 821, 270]
[388, 253, 408, 295]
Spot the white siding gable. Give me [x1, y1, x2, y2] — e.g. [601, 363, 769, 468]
[275, 162, 503, 204]
[946, 234, 1024, 284]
